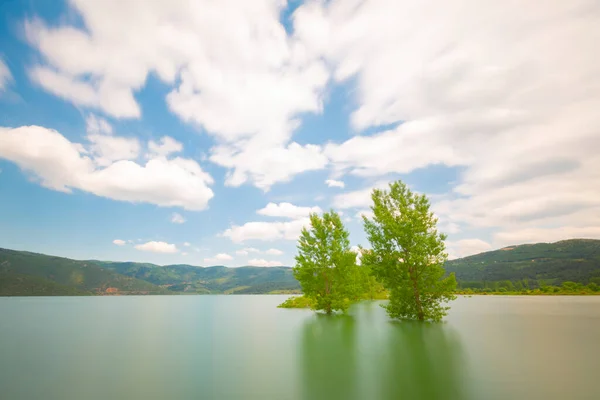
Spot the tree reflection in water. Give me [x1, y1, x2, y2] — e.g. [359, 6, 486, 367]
[298, 304, 467, 400]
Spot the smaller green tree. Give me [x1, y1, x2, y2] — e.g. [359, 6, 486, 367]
[293, 211, 361, 314]
[362, 180, 457, 322]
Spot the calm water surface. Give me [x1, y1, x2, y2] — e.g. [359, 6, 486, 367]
[1, 295, 598, 400]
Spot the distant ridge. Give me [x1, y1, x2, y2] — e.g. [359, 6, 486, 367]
[445, 239, 600, 287]
[0, 247, 297, 296]
[2, 238, 599, 296]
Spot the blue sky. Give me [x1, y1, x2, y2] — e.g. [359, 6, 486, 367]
[1, 0, 599, 266]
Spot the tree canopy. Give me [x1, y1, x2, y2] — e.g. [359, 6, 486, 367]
[293, 211, 362, 314]
[361, 180, 457, 322]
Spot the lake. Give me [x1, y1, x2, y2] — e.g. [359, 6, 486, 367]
[1, 295, 598, 400]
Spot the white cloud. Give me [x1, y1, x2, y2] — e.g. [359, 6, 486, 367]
[224, 202, 320, 244]
[298, 0, 600, 245]
[25, 1, 330, 189]
[0, 58, 12, 91]
[204, 253, 233, 264]
[248, 258, 283, 267]
[236, 247, 260, 256]
[446, 239, 492, 260]
[332, 181, 388, 210]
[135, 241, 178, 253]
[18, 0, 600, 245]
[257, 202, 322, 219]
[87, 132, 140, 167]
[148, 136, 183, 157]
[222, 218, 310, 243]
[86, 114, 113, 135]
[27, 65, 140, 118]
[355, 209, 373, 219]
[210, 142, 328, 190]
[0, 125, 214, 210]
[494, 227, 600, 248]
[171, 212, 186, 224]
[183, 242, 191, 247]
[181, 252, 188, 256]
[325, 179, 345, 188]
[265, 248, 283, 256]
[112, 239, 126, 246]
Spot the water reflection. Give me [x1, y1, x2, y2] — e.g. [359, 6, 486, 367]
[299, 314, 358, 400]
[298, 305, 467, 400]
[379, 321, 467, 400]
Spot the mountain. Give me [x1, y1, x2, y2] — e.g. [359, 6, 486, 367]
[88, 261, 300, 294]
[0, 248, 300, 296]
[0, 272, 91, 296]
[0, 248, 170, 295]
[2, 239, 599, 296]
[445, 239, 600, 288]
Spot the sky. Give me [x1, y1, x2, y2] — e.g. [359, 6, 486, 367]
[0, 0, 599, 267]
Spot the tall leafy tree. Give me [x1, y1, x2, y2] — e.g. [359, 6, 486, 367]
[294, 211, 361, 314]
[361, 181, 457, 322]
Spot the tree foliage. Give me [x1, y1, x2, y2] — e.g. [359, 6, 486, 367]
[293, 211, 362, 314]
[362, 181, 457, 321]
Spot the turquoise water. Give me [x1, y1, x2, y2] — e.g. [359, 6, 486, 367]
[1, 295, 598, 399]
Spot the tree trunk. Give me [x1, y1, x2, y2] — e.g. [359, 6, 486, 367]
[409, 266, 424, 320]
[323, 270, 332, 315]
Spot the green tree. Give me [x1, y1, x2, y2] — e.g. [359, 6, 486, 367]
[293, 211, 361, 314]
[361, 181, 457, 322]
[360, 265, 387, 300]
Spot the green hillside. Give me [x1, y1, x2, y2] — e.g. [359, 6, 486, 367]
[0, 248, 170, 295]
[445, 239, 600, 289]
[2, 239, 598, 296]
[92, 261, 300, 294]
[0, 272, 91, 296]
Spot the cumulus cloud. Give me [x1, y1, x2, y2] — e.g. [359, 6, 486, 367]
[171, 212, 186, 224]
[209, 142, 328, 190]
[0, 125, 214, 210]
[86, 114, 113, 135]
[204, 253, 233, 264]
[112, 239, 126, 246]
[148, 136, 183, 157]
[135, 241, 178, 253]
[325, 179, 345, 188]
[25, 0, 330, 189]
[332, 181, 389, 210]
[494, 227, 600, 248]
[18, 0, 600, 246]
[222, 218, 310, 243]
[257, 202, 322, 219]
[87, 133, 140, 167]
[446, 239, 493, 260]
[265, 248, 283, 256]
[235, 247, 260, 256]
[300, 0, 600, 245]
[248, 258, 283, 267]
[223, 201, 320, 243]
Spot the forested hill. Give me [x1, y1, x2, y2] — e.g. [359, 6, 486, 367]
[445, 239, 600, 289]
[0, 248, 170, 295]
[89, 261, 300, 294]
[2, 239, 599, 296]
[0, 248, 299, 296]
